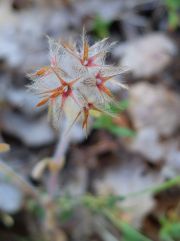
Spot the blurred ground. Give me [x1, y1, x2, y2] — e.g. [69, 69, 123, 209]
[0, 0, 179, 241]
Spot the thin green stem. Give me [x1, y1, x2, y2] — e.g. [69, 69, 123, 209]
[124, 175, 180, 199]
[102, 209, 153, 241]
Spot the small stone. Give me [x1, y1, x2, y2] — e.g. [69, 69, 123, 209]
[1, 111, 55, 147]
[114, 33, 176, 78]
[130, 128, 164, 162]
[6, 88, 44, 116]
[129, 83, 180, 137]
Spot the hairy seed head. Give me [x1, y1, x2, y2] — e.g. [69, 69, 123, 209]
[27, 30, 128, 135]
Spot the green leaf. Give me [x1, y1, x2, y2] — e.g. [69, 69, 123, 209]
[160, 217, 180, 241]
[27, 200, 45, 220]
[115, 99, 129, 112]
[92, 15, 111, 39]
[93, 100, 134, 137]
[165, 0, 180, 9]
[168, 12, 179, 29]
[93, 115, 135, 137]
[120, 221, 152, 241]
[109, 126, 136, 137]
[93, 115, 112, 129]
[165, 0, 180, 30]
[109, 100, 129, 113]
[103, 209, 153, 241]
[59, 209, 74, 222]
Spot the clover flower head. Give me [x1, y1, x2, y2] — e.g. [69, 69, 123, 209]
[27, 30, 128, 135]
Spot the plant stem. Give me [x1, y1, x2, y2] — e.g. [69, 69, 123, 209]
[57, 176, 180, 206]
[102, 209, 153, 241]
[104, 176, 180, 203]
[47, 126, 71, 197]
[124, 175, 180, 199]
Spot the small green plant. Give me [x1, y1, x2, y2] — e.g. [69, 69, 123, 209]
[94, 100, 136, 137]
[160, 215, 180, 241]
[56, 177, 180, 241]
